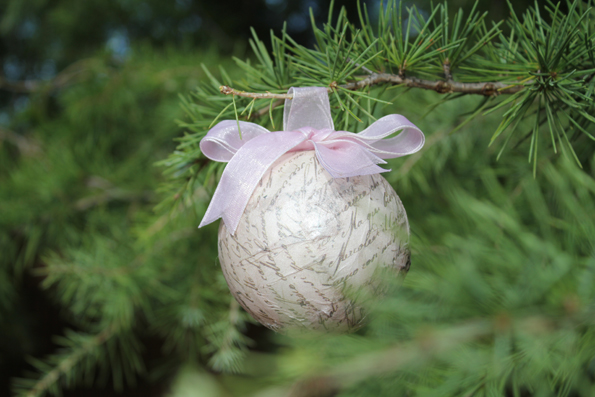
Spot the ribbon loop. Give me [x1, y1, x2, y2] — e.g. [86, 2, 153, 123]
[284, 87, 334, 132]
[199, 120, 271, 161]
[358, 115, 425, 158]
[313, 139, 387, 178]
[198, 87, 425, 234]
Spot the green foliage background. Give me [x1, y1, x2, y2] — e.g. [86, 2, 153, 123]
[1, 0, 595, 396]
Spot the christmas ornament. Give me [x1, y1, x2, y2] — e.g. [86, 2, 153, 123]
[199, 87, 424, 333]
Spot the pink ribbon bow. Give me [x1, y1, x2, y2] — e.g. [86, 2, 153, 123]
[199, 87, 425, 234]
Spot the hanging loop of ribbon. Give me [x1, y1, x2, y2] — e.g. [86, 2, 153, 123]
[198, 87, 425, 235]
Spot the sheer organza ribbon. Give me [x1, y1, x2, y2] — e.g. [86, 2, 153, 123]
[198, 87, 425, 234]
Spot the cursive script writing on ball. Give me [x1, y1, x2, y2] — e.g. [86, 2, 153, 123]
[218, 151, 410, 333]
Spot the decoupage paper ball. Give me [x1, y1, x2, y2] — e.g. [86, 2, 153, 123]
[218, 150, 411, 334]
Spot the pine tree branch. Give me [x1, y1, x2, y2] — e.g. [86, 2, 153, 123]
[207, 299, 250, 373]
[342, 73, 525, 95]
[220, 74, 524, 103]
[221, 74, 525, 119]
[0, 58, 94, 94]
[220, 74, 525, 117]
[22, 327, 117, 397]
[220, 85, 292, 99]
[74, 189, 154, 211]
[261, 316, 562, 397]
[0, 126, 41, 155]
[253, 319, 493, 397]
[0, 77, 43, 93]
[443, 60, 453, 83]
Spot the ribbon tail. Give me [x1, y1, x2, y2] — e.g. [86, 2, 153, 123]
[199, 130, 307, 234]
[313, 140, 387, 178]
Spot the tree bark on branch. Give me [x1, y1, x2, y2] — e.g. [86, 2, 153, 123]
[220, 72, 524, 102]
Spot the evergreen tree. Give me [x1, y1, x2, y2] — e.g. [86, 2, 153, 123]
[1, 0, 595, 396]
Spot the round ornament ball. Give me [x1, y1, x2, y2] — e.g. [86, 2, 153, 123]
[218, 150, 410, 334]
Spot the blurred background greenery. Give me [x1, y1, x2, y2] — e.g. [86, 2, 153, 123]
[2, 0, 591, 397]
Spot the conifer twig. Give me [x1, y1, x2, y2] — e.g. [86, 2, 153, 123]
[220, 85, 292, 99]
[220, 74, 524, 103]
[220, 75, 525, 117]
[23, 326, 117, 397]
[0, 126, 41, 155]
[0, 58, 94, 94]
[0, 77, 43, 93]
[443, 59, 453, 83]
